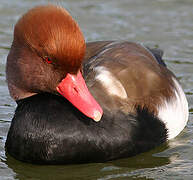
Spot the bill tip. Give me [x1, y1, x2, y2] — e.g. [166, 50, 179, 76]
[93, 110, 102, 122]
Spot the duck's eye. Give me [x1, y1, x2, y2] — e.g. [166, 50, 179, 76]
[44, 56, 52, 64]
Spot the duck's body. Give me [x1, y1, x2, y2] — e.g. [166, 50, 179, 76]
[5, 5, 188, 164]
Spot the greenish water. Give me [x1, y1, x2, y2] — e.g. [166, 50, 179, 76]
[0, 0, 193, 179]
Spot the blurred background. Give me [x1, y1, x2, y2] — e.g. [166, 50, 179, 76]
[0, 0, 193, 179]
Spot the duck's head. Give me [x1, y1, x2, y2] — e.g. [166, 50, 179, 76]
[6, 5, 103, 121]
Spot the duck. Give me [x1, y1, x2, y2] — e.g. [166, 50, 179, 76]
[5, 5, 189, 164]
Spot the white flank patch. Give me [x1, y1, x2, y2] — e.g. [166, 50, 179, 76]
[95, 66, 127, 99]
[158, 78, 189, 140]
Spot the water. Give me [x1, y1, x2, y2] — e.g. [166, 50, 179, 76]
[0, 0, 193, 179]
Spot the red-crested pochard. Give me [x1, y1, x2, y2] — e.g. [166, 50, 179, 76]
[5, 5, 189, 164]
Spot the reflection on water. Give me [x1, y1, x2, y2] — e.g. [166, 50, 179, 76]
[5, 144, 170, 180]
[0, 0, 193, 179]
[3, 141, 191, 179]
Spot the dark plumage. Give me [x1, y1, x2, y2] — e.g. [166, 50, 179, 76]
[6, 93, 167, 164]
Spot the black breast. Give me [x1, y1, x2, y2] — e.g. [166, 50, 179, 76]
[6, 93, 167, 164]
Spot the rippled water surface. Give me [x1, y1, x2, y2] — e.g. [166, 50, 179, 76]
[0, 0, 193, 179]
